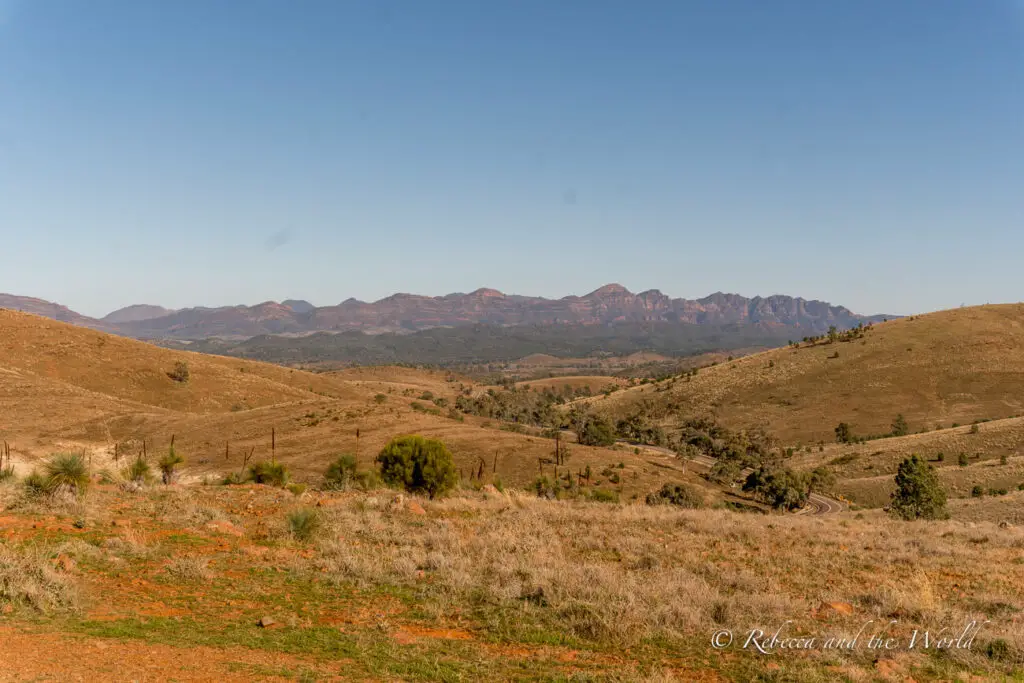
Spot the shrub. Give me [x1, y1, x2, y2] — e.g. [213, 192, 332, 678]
[323, 454, 358, 490]
[742, 467, 808, 511]
[589, 488, 619, 503]
[808, 466, 836, 492]
[985, 638, 1013, 662]
[0, 465, 14, 483]
[1000, 454, 1008, 465]
[287, 483, 307, 496]
[971, 485, 984, 498]
[0, 545, 77, 613]
[23, 471, 48, 496]
[123, 455, 152, 484]
[167, 361, 190, 383]
[891, 414, 909, 437]
[889, 455, 948, 520]
[287, 508, 321, 541]
[375, 435, 457, 499]
[645, 483, 704, 508]
[958, 453, 969, 467]
[834, 422, 853, 444]
[936, 452, 945, 462]
[44, 453, 90, 496]
[970, 423, 980, 434]
[157, 445, 184, 485]
[374, 393, 387, 404]
[249, 461, 290, 487]
[221, 471, 247, 485]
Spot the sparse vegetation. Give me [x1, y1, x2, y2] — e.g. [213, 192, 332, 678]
[167, 360, 190, 383]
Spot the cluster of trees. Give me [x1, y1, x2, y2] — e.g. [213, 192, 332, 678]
[454, 385, 592, 427]
[741, 465, 834, 511]
[835, 414, 911, 444]
[789, 322, 872, 349]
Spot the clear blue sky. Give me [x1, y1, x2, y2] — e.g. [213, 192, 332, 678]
[2, 1, 1022, 318]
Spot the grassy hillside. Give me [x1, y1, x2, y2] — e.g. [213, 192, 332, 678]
[0, 310, 713, 499]
[0, 483, 1019, 681]
[585, 304, 1024, 445]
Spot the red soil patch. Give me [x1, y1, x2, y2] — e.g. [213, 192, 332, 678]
[0, 626, 347, 682]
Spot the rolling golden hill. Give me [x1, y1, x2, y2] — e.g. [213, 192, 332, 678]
[0, 310, 714, 500]
[584, 304, 1024, 445]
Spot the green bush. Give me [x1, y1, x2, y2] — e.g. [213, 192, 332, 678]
[589, 488, 619, 503]
[287, 483, 307, 496]
[375, 435, 457, 499]
[889, 455, 948, 520]
[323, 453, 358, 490]
[645, 483, 704, 508]
[287, 508, 321, 541]
[123, 455, 152, 484]
[23, 471, 48, 496]
[221, 471, 247, 485]
[158, 445, 184, 485]
[971, 485, 984, 498]
[374, 393, 387, 404]
[249, 461, 290, 487]
[958, 453, 969, 467]
[44, 453, 90, 495]
[742, 467, 808, 511]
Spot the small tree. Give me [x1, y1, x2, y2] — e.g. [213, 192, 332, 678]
[376, 435, 456, 499]
[958, 453, 969, 467]
[889, 455, 948, 520]
[167, 361, 190, 383]
[834, 422, 853, 444]
[891, 414, 909, 437]
[158, 444, 184, 484]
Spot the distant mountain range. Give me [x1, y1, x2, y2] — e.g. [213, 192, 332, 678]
[0, 285, 893, 343]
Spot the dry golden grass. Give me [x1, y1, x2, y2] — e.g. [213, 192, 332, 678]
[305, 489, 1024, 677]
[515, 375, 628, 393]
[586, 304, 1024, 445]
[0, 310, 705, 499]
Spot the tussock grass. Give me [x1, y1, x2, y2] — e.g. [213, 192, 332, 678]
[287, 508, 322, 542]
[0, 544, 78, 613]
[306, 492, 1024, 666]
[164, 555, 210, 581]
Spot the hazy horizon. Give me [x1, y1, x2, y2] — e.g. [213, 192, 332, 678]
[2, 1, 1022, 318]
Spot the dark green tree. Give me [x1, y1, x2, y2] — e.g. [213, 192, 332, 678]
[376, 435, 457, 499]
[834, 422, 853, 444]
[889, 455, 948, 520]
[891, 414, 909, 437]
[742, 467, 809, 511]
